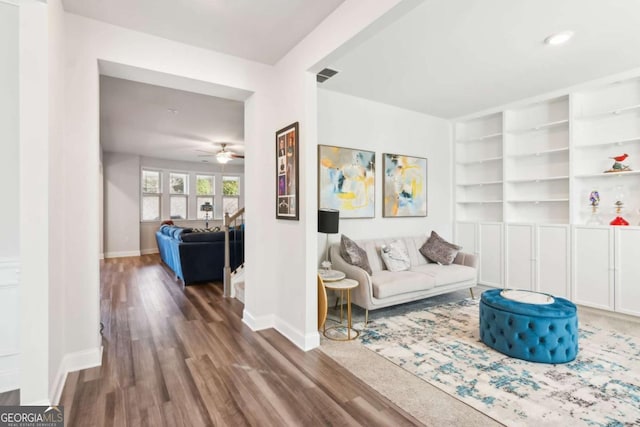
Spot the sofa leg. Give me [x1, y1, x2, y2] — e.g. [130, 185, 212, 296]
[469, 287, 475, 300]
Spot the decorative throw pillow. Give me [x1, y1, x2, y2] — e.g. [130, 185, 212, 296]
[419, 231, 462, 265]
[339, 235, 372, 275]
[380, 240, 411, 272]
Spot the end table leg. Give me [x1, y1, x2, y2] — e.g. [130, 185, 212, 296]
[347, 289, 352, 340]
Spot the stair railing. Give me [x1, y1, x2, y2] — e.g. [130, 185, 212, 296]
[223, 207, 245, 297]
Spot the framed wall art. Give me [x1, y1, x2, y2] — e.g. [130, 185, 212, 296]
[318, 145, 375, 218]
[383, 153, 427, 217]
[276, 122, 299, 220]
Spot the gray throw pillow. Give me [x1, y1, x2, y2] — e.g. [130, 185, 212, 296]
[419, 231, 462, 265]
[381, 240, 411, 272]
[340, 235, 372, 275]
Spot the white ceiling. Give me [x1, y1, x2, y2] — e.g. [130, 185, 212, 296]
[100, 76, 245, 165]
[321, 0, 640, 119]
[62, 0, 345, 65]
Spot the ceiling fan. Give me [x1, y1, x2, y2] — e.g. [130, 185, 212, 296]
[197, 143, 245, 164]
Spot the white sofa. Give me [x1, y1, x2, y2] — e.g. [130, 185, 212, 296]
[329, 235, 477, 319]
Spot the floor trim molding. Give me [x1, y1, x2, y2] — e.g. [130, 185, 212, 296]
[242, 310, 274, 331]
[104, 250, 140, 259]
[51, 346, 103, 405]
[273, 317, 320, 352]
[140, 248, 159, 255]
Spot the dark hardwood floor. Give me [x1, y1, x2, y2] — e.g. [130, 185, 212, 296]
[59, 255, 421, 426]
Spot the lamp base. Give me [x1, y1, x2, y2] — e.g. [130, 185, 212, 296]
[610, 216, 629, 226]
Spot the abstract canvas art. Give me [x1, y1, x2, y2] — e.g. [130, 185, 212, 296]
[276, 122, 299, 220]
[318, 145, 375, 218]
[383, 153, 427, 217]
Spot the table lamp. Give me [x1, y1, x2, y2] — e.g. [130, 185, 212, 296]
[200, 202, 213, 229]
[318, 209, 339, 268]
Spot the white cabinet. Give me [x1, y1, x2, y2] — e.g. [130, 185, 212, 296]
[503, 223, 571, 297]
[478, 223, 503, 287]
[614, 228, 640, 316]
[573, 226, 640, 315]
[536, 225, 571, 298]
[572, 226, 615, 310]
[456, 222, 503, 288]
[505, 224, 534, 291]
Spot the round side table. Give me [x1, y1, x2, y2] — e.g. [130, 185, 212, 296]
[323, 278, 359, 341]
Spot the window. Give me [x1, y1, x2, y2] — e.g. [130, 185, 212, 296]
[141, 170, 161, 221]
[222, 176, 240, 215]
[169, 172, 188, 219]
[170, 172, 188, 194]
[196, 174, 214, 219]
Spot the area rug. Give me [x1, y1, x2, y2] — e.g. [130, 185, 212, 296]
[356, 299, 640, 427]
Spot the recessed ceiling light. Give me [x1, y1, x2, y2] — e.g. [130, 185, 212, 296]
[167, 108, 179, 114]
[544, 31, 574, 46]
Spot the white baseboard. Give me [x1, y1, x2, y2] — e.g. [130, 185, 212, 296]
[99, 253, 104, 260]
[242, 310, 320, 351]
[50, 346, 103, 405]
[140, 248, 159, 255]
[273, 316, 320, 351]
[242, 310, 274, 330]
[0, 352, 19, 393]
[104, 250, 140, 259]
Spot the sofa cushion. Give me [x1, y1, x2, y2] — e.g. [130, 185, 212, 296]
[419, 231, 462, 265]
[380, 240, 411, 272]
[340, 235, 372, 275]
[371, 270, 436, 299]
[410, 263, 476, 287]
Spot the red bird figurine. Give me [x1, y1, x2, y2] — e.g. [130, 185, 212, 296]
[610, 153, 629, 162]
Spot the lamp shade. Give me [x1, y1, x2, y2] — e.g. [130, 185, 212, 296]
[200, 202, 213, 212]
[318, 209, 339, 234]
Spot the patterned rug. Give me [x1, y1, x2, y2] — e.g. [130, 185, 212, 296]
[357, 299, 640, 427]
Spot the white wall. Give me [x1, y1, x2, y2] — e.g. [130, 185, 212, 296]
[17, 0, 408, 401]
[0, 0, 19, 393]
[103, 152, 141, 258]
[19, 0, 50, 404]
[317, 89, 453, 260]
[47, 0, 68, 404]
[0, 1, 19, 259]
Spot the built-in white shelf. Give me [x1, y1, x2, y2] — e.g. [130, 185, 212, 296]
[506, 176, 569, 184]
[574, 170, 640, 179]
[508, 119, 569, 135]
[508, 199, 570, 204]
[456, 156, 503, 165]
[574, 136, 640, 149]
[457, 200, 503, 204]
[457, 180, 503, 187]
[508, 147, 569, 159]
[456, 132, 503, 143]
[577, 104, 640, 121]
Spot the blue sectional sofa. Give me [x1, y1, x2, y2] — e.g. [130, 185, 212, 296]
[155, 225, 244, 285]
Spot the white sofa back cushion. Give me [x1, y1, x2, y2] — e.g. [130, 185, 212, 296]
[349, 236, 430, 273]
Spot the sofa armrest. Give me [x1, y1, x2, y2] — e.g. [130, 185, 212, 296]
[328, 244, 375, 310]
[453, 251, 477, 269]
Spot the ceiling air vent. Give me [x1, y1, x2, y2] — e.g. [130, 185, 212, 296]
[317, 68, 339, 83]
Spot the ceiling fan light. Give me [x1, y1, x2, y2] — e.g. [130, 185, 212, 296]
[216, 151, 232, 163]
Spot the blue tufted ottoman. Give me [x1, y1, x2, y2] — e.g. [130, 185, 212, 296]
[479, 289, 578, 364]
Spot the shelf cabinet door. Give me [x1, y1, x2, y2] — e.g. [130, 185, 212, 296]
[572, 226, 614, 310]
[479, 223, 503, 287]
[614, 228, 640, 316]
[505, 224, 534, 291]
[536, 224, 570, 298]
[456, 222, 478, 256]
